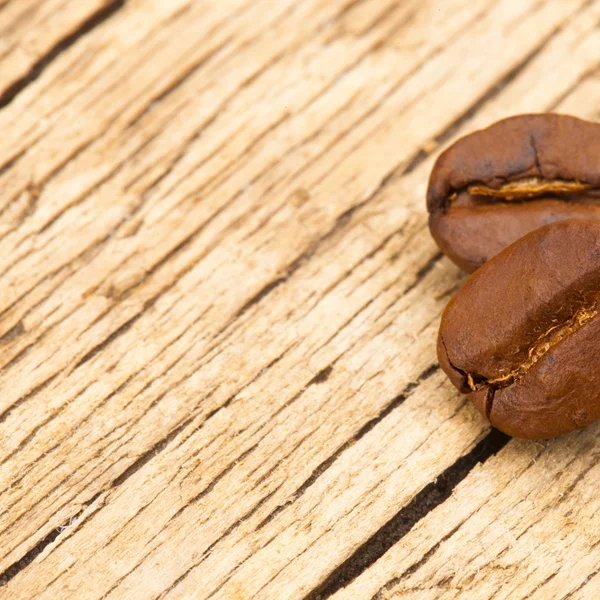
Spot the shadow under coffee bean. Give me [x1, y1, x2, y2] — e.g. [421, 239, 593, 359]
[438, 220, 600, 439]
[427, 114, 600, 273]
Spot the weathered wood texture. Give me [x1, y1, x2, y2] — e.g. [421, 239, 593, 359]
[0, 1, 598, 598]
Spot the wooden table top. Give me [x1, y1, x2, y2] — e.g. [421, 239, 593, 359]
[0, 1, 598, 598]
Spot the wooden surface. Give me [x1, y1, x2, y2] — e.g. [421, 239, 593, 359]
[0, 1, 599, 598]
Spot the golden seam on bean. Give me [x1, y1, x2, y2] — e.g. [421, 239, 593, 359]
[467, 301, 600, 392]
[467, 177, 593, 200]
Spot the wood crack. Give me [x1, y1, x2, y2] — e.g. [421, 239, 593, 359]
[256, 364, 439, 532]
[561, 559, 600, 600]
[433, 23, 564, 159]
[0, 338, 301, 586]
[0, 0, 127, 109]
[0, 489, 103, 587]
[150, 486, 284, 600]
[303, 429, 510, 600]
[96, 440, 262, 599]
[547, 64, 600, 112]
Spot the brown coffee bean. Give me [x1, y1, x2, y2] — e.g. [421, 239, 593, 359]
[438, 219, 600, 439]
[427, 114, 600, 272]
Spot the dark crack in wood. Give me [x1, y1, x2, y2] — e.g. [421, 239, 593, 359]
[302, 428, 510, 600]
[0, 0, 127, 109]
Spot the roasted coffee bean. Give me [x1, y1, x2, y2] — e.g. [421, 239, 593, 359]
[427, 114, 600, 272]
[438, 219, 600, 439]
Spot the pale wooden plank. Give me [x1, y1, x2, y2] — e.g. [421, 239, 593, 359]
[0, 0, 493, 575]
[0, 0, 596, 598]
[0, 0, 440, 573]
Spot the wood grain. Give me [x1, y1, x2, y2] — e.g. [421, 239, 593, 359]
[0, 0, 598, 598]
[0, 0, 123, 106]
